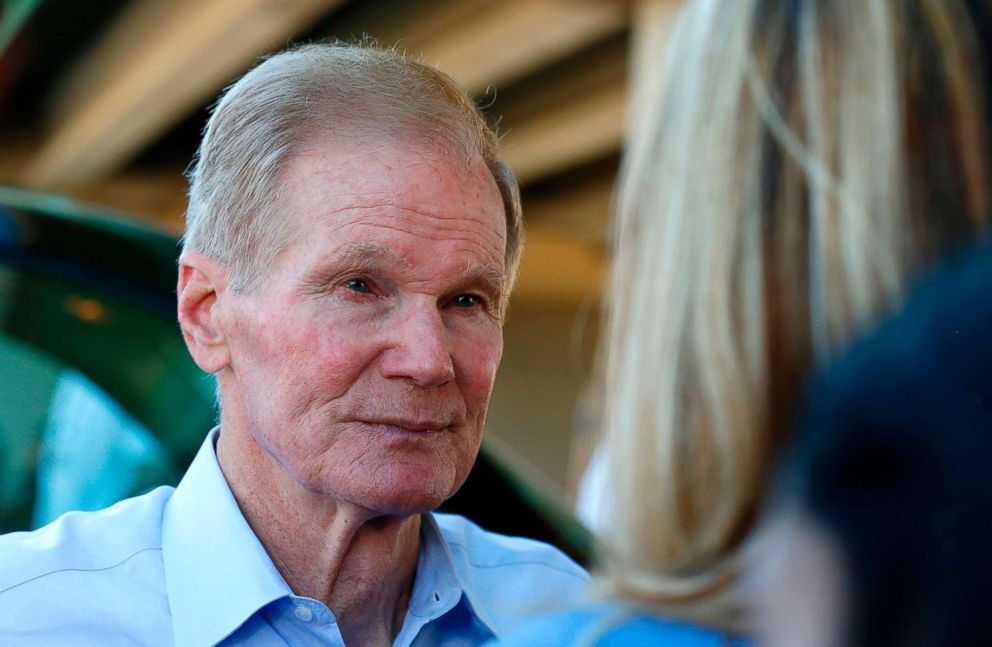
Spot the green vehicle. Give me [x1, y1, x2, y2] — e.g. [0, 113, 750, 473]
[0, 186, 589, 563]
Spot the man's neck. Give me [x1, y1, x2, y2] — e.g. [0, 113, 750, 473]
[216, 429, 421, 647]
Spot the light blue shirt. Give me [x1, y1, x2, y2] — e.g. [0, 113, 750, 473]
[0, 429, 588, 646]
[485, 602, 749, 646]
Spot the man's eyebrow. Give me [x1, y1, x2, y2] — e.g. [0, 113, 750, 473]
[297, 243, 507, 298]
[331, 243, 407, 269]
[297, 243, 404, 293]
[462, 265, 507, 301]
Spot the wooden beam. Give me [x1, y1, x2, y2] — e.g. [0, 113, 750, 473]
[486, 32, 627, 184]
[501, 76, 626, 184]
[357, 0, 496, 52]
[361, 0, 626, 97]
[524, 170, 615, 248]
[410, 0, 626, 96]
[23, 0, 344, 188]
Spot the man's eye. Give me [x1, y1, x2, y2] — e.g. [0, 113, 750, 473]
[453, 294, 481, 308]
[344, 278, 370, 293]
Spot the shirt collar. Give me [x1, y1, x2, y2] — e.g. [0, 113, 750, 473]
[160, 428, 500, 646]
[161, 427, 291, 647]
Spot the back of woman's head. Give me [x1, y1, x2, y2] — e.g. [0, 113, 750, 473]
[596, 0, 991, 628]
[762, 243, 992, 647]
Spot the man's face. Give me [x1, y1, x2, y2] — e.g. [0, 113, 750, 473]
[218, 142, 507, 516]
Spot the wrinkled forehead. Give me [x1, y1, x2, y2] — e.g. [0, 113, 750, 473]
[283, 138, 501, 218]
[270, 139, 507, 270]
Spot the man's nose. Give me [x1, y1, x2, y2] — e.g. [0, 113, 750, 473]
[379, 305, 455, 388]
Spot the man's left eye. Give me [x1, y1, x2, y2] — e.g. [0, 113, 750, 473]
[344, 278, 370, 293]
[453, 294, 481, 308]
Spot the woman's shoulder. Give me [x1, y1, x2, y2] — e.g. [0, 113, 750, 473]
[487, 601, 747, 646]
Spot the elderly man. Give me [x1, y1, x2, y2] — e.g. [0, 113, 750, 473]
[0, 44, 587, 646]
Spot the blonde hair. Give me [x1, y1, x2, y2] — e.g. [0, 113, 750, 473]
[184, 42, 523, 294]
[597, 0, 990, 629]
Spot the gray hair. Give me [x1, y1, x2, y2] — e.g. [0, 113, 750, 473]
[183, 42, 523, 295]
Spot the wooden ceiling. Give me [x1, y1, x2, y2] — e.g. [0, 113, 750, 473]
[0, 0, 683, 308]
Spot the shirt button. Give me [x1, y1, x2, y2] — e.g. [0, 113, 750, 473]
[295, 605, 314, 622]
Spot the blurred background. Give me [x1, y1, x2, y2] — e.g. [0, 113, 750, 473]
[0, 0, 681, 540]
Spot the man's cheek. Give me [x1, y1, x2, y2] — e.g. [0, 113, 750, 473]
[473, 339, 503, 392]
[310, 325, 376, 372]
[263, 327, 369, 408]
[461, 355, 501, 418]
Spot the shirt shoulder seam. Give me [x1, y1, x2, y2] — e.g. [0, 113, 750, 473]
[0, 545, 162, 596]
[445, 540, 587, 579]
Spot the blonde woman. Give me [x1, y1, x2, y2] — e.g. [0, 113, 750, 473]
[491, 0, 991, 644]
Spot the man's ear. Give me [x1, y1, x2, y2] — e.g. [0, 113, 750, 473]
[177, 251, 231, 374]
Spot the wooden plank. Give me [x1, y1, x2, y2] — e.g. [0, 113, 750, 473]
[23, 0, 344, 187]
[364, 0, 497, 51]
[489, 32, 628, 184]
[523, 167, 615, 247]
[501, 76, 626, 183]
[361, 0, 625, 96]
[412, 0, 626, 95]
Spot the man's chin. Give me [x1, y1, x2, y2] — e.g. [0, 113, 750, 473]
[345, 466, 461, 517]
[350, 488, 451, 518]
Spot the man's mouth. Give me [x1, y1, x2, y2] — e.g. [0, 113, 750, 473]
[359, 419, 451, 433]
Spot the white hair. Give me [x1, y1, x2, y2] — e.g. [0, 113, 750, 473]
[183, 42, 523, 294]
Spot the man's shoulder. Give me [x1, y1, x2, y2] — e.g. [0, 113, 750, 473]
[0, 486, 173, 595]
[432, 512, 590, 632]
[433, 512, 588, 581]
